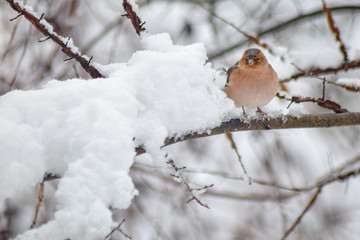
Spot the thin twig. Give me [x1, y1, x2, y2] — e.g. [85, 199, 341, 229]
[122, 0, 145, 36]
[209, 5, 360, 60]
[285, 63, 360, 93]
[322, 78, 326, 100]
[178, 153, 360, 192]
[9, 26, 32, 91]
[322, 0, 348, 62]
[30, 181, 45, 228]
[225, 132, 251, 184]
[133, 152, 360, 202]
[190, 0, 271, 52]
[281, 59, 360, 82]
[281, 188, 322, 240]
[104, 219, 132, 240]
[166, 159, 213, 208]
[276, 93, 348, 113]
[9, 13, 23, 21]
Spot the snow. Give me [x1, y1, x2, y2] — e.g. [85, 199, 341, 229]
[337, 78, 360, 88]
[0, 32, 233, 239]
[2, 0, 360, 239]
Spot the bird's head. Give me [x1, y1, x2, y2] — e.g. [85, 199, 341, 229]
[240, 48, 267, 68]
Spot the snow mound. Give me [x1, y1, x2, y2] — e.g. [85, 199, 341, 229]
[0, 32, 232, 239]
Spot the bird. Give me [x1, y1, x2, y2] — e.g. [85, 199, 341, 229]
[223, 48, 279, 115]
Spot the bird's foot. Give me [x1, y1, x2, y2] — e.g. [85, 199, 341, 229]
[242, 106, 247, 117]
[256, 107, 267, 117]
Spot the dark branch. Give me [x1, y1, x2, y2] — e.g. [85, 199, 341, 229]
[5, 0, 104, 79]
[166, 159, 212, 209]
[322, 0, 348, 62]
[281, 59, 360, 82]
[276, 93, 348, 113]
[122, 0, 145, 36]
[104, 219, 131, 240]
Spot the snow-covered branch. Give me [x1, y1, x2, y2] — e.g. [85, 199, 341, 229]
[5, 0, 104, 79]
[150, 112, 360, 152]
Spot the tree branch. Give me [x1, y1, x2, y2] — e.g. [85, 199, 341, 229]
[208, 5, 360, 60]
[281, 59, 360, 82]
[190, 0, 271, 52]
[281, 188, 322, 240]
[322, 0, 348, 62]
[135, 112, 360, 154]
[134, 112, 360, 154]
[5, 0, 104, 79]
[122, 0, 145, 36]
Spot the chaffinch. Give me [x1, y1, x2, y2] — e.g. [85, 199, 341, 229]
[224, 48, 278, 114]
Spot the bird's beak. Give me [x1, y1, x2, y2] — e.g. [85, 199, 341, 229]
[245, 55, 259, 65]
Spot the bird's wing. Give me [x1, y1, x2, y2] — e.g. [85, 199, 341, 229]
[225, 63, 240, 87]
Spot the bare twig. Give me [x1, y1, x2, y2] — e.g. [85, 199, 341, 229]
[225, 133, 251, 184]
[285, 63, 360, 93]
[133, 151, 360, 204]
[322, 0, 348, 62]
[190, 0, 271, 52]
[104, 219, 132, 240]
[136, 152, 360, 194]
[9, 23, 32, 91]
[281, 188, 322, 240]
[131, 163, 299, 202]
[5, 0, 104, 79]
[205, 189, 299, 203]
[276, 93, 348, 113]
[282, 60, 360, 82]
[122, 0, 145, 36]
[166, 159, 213, 208]
[208, 5, 360, 60]
[9, 12, 23, 21]
[30, 181, 45, 229]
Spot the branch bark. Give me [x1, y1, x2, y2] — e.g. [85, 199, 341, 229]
[5, 0, 104, 79]
[136, 112, 360, 154]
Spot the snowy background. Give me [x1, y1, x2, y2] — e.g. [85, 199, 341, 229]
[1, 0, 360, 240]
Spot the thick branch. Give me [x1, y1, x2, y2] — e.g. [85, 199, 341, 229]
[135, 112, 360, 154]
[164, 112, 360, 148]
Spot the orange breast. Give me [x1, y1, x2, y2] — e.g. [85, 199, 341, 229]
[224, 65, 278, 107]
